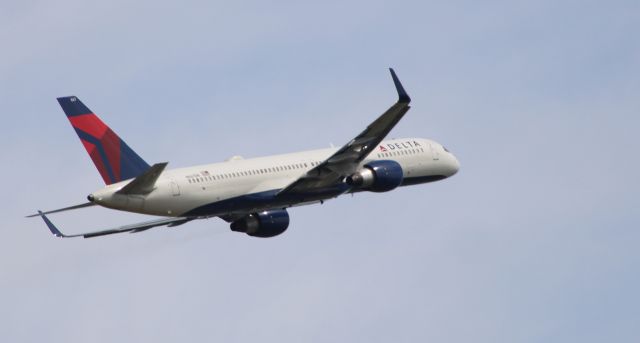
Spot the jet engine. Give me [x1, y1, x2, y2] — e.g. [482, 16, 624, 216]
[345, 160, 403, 192]
[230, 210, 290, 238]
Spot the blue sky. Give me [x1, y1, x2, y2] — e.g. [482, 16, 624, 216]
[1, 1, 639, 342]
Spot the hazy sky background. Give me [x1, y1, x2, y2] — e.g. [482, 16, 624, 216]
[1, 1, 638, 342]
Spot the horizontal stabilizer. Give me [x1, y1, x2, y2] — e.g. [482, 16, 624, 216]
[117, 162, 168, 195]
[26, 202, 96, 218]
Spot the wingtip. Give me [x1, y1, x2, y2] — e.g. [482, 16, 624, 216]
[37, 210, 65, 238]
[389, 68, 411, 103]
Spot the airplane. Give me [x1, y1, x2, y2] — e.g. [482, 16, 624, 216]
[28, 69, 460, 238]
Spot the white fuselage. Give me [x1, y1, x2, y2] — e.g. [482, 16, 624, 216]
[90, 138, 459, 217]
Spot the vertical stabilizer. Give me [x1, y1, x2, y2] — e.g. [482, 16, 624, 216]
[57, 96, 150, 185]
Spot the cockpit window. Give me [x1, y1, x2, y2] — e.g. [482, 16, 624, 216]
[443, 146, 450, 153]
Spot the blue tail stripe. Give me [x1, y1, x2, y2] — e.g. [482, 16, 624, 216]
[74, 128, 117, 183]
[119, 141, 151, 181]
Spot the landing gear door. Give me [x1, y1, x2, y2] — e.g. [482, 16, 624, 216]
[430, 143, 440, 161]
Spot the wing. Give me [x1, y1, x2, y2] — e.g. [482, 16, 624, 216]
[277, 68, 411, 196]
[37, 210, 194, 238]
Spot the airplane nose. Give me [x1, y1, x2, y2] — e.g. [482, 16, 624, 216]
[447, 153, 460, 177]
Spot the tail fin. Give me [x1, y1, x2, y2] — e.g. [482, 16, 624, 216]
[57, 96, 150, 185]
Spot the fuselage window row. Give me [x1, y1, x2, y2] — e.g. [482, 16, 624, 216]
[187, 161, 323, 184]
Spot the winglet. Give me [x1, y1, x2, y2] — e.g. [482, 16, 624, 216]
[389, 68, 411, 103]
[38, 211, 66, 237]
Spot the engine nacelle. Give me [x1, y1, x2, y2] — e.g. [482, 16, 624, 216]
[345, 160, 403, 192]
[230, 210, 290, 238]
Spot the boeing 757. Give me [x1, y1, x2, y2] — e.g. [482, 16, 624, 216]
[28, 69, 459, 238]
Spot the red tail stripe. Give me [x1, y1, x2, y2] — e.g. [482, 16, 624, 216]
[68, 114, 108, 138]
[69, 113, 122, 182]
